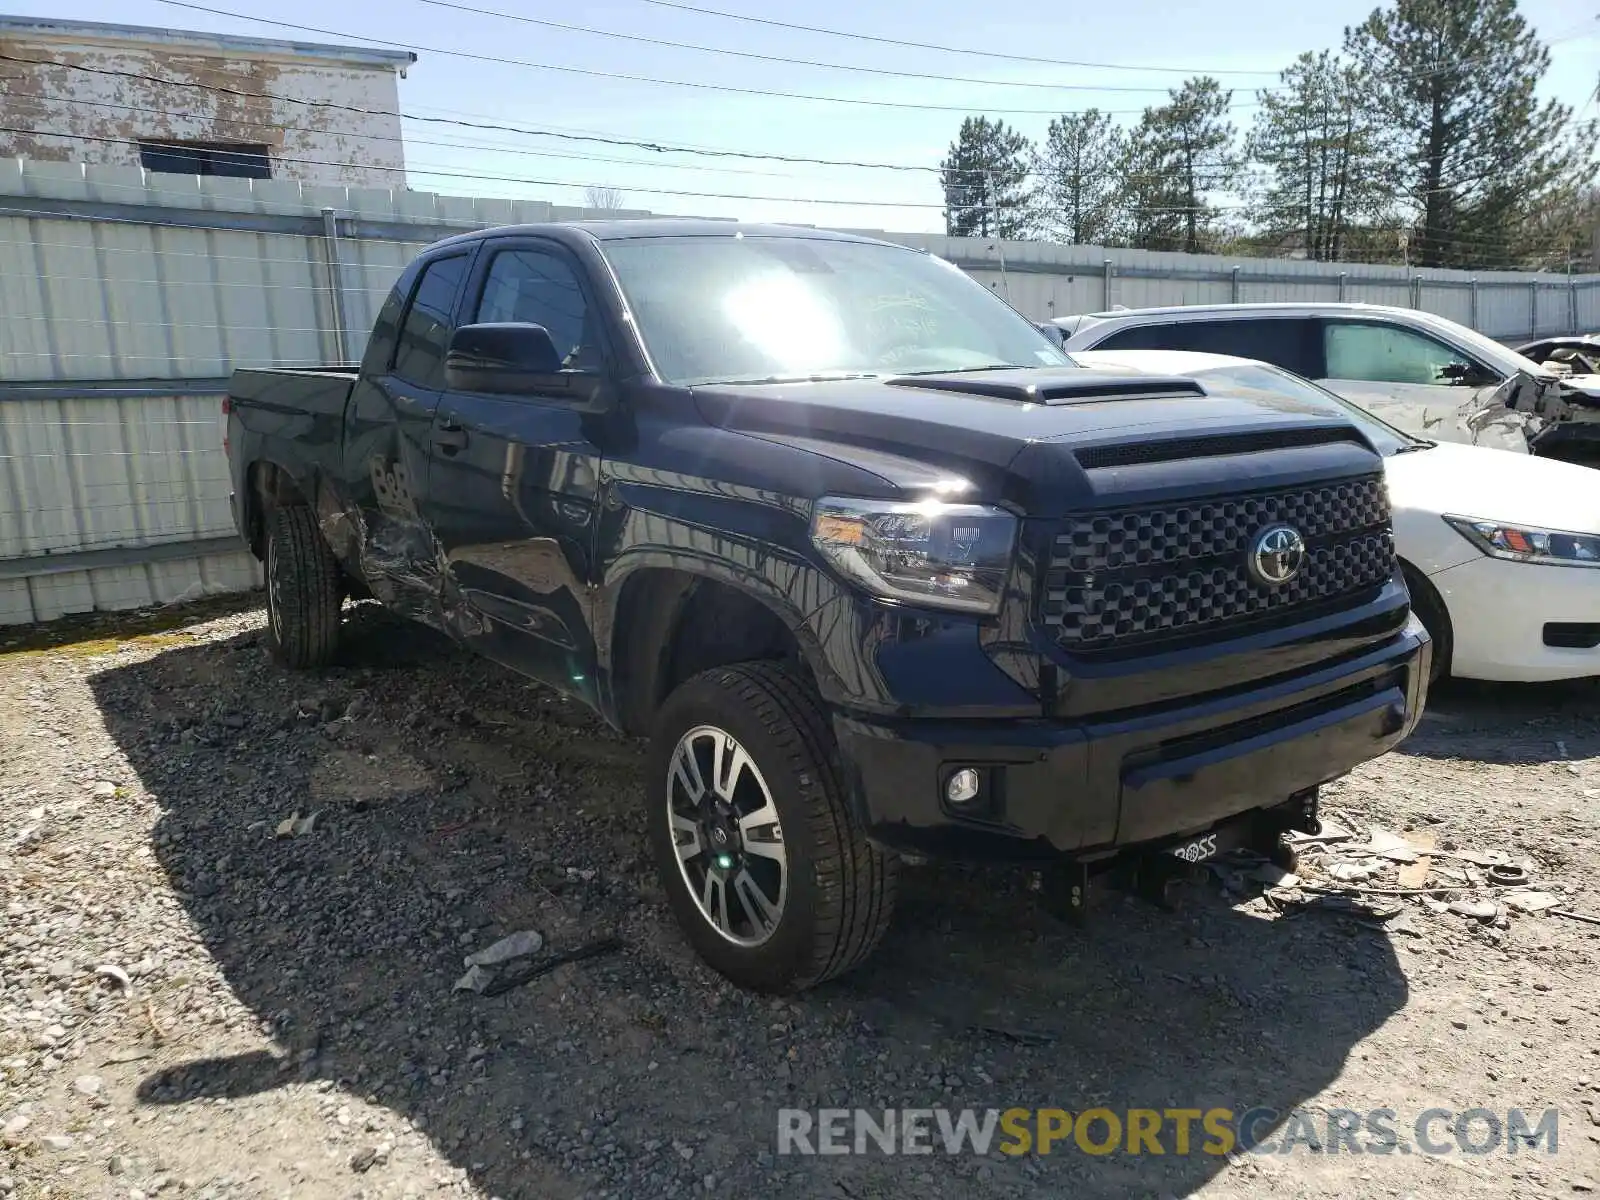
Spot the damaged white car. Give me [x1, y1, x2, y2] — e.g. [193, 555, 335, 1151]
[1049, 302, 1600, 467]
[1073, 348, 1600, 685]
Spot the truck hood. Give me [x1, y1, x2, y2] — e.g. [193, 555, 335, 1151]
[691, 368, 1382, 513]
[1387, 441, 1600, 533]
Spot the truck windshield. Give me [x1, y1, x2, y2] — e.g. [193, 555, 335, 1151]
[599, 235, 1072, 386]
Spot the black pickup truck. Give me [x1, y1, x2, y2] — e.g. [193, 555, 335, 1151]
[225, 220, 1431, 992]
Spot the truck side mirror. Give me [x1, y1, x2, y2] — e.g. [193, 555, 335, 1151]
[445, 322, 603, 403]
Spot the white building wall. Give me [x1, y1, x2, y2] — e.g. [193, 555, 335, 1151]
[0, 32, 406, 188]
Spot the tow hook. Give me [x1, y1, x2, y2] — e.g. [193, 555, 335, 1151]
[1038, 853, 1196, 922]
[1105, 853, 1194, 912]
[1038, 862, 1091, 925]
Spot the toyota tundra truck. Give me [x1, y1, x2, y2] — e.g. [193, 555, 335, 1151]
[224, 220, 1431, 992]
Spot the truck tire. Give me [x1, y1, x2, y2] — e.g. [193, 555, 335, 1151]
[646, 662, 898, 993]
[263, 504, 343, 669]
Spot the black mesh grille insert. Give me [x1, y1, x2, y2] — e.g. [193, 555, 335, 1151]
[1040, 475, 1393, 649]
[1075, 426, 1360, 470]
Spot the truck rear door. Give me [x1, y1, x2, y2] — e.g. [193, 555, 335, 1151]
[340, 249, 474, 623]
[423, 237, 606, 708]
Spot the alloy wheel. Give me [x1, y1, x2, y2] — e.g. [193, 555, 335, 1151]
[665, 724, 787, 947]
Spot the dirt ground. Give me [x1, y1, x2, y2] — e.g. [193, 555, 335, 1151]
[2, 597, 1598, 1200]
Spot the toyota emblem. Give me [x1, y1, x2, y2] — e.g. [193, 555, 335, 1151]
[1248, 524, 1306, 587]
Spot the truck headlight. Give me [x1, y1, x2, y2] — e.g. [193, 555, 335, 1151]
[1445, 516, 1600, 568]
[810, 497, 1017, 614]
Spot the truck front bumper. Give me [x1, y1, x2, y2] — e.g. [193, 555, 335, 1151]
[832, 617, 1430, 861]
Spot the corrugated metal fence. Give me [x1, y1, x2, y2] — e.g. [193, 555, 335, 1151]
[3, 158, 1598, 625]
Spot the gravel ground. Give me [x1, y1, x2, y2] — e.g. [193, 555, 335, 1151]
[3, 597, 1599, 1200]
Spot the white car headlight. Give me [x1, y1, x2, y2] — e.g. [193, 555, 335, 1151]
[810, 497, 1017, 614]
[1445, 516, 1600, 568]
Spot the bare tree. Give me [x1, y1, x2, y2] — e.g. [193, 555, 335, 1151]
[584, 186, 626, 211]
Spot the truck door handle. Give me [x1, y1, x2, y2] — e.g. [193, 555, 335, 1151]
[433, 423, 468, 453]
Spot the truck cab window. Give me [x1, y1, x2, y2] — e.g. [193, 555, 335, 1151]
[393, 254, 469, 388]
[475, 249, 596, 372]
[1324, 322, 1481, 386]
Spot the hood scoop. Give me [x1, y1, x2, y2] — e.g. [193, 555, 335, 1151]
[884, 368, 1205, 405]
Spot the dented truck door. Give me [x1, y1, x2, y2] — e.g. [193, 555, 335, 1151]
[340, 250, 474, 624]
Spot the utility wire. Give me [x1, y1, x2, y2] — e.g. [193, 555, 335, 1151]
[0, 126, 966, 210]
[414, 0, 1206, 94]
[0, 52, 941, 175]
[628, 0, 1282, 77]
[2, 119, 1582, 262]
[1, 60, 1258, 189]
[632, 0, 1598, 90]
[1, 82, 867, 183]
[150, 0, 1265, 117]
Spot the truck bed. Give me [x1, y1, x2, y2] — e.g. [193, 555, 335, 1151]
[228, 365, 358, 417]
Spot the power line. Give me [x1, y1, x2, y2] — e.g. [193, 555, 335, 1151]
[4, 118, 1581, 262]
[628, 0, 1281, 77]
[414, 0, 1197, 94]
[2, 63, 1579, 264]
[629, 0, 1599, 93]
[0, 52, 941, 175]
[0, 125, 966, 210]
[3, 82, 864, 184]
[1, 55, 1248, 190]
[150, 0, 1264, 118]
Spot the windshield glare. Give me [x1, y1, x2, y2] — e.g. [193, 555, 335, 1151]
[600, 235, 1071, 386]
[1187, 363, 1419, 457]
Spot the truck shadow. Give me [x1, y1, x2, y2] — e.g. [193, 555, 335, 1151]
[89, 605, 1408, 1199]
[1395, 677, 1600, 764]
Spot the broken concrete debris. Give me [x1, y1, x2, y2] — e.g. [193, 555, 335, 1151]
[1219, 814, 1563, 939]
[1447, 898, 1499, 921]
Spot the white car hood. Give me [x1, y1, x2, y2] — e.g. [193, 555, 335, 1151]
[1561, 373, 1600, 399]
[1387, 441, 1600, 532]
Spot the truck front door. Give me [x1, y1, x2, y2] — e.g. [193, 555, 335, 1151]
[423, 239, 605, 707]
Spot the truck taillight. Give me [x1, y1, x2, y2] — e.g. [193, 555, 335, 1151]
[221, 396, 231, 455]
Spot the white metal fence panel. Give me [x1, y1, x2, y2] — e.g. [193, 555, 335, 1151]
[1, 158, 1597, 625]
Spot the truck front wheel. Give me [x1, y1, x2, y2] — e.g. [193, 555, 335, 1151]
[645, 663, 898, 992]
[263, 504, 343, 669]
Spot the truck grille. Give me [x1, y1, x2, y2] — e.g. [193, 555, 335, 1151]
[1040, 475, 1393, 649]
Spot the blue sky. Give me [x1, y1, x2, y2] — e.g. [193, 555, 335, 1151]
[8, 0, 1598, 231]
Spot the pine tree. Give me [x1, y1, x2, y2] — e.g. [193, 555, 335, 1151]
[1344, 0, 1593, 269]
[1247, 52, 1385, 261]
[1033, 109, 1127, 245]
[1124, 78, 1240, 254]
[940, 117, 1036, 240]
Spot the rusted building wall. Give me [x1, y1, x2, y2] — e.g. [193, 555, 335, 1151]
[0, 21, 408, 188]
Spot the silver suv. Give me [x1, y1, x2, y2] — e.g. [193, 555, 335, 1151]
[1047, 302, 1600, 463]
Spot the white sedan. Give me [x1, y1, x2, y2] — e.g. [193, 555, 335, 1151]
[1072, 349, 1600, 684]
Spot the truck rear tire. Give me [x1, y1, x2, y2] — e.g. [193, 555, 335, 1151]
[645, 662, 898, 993]
[263, 504, 343, 669]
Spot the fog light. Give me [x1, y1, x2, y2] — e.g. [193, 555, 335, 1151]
[945, 768, 981, 805]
